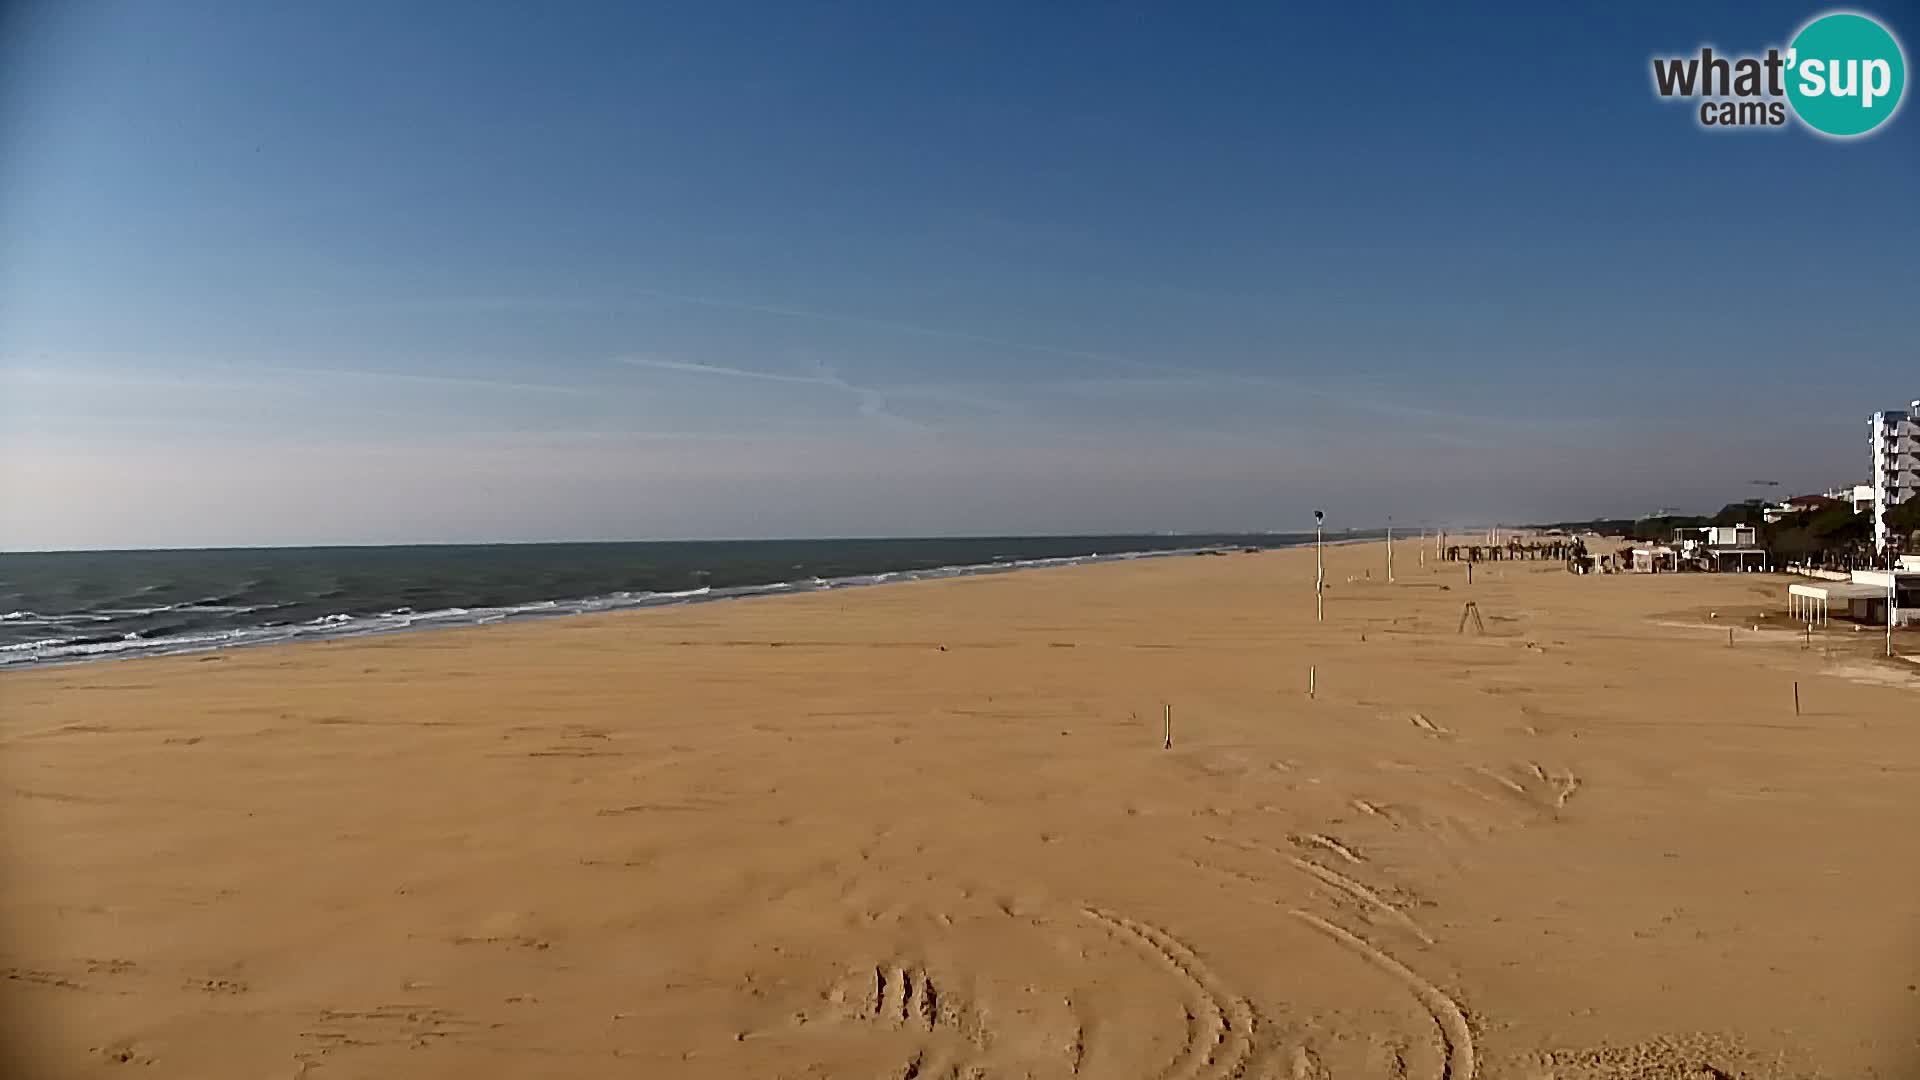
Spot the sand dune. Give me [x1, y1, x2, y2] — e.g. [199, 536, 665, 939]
[3, 540, 1917, 1078]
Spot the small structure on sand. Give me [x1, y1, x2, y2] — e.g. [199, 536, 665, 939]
[1630, 545, 1681, 573]
[1788, 581, 1887, 625]
[1788, 569, 1919, 626]
[1445, 538, 1585, 563]
[1458, 602, 1486, 634]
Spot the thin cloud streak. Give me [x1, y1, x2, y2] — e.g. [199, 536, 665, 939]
[620, 353, 928, 432]
[616, 355, 823, 386]
[1, 358, 593, 397]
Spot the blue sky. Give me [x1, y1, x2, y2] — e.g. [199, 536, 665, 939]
[2, 1, 1915, 548]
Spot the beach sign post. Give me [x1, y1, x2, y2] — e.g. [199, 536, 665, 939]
[1888, 550, 1897, 659]
[1387, 516, 1395, 583]
[1315, 510, 1325, 622]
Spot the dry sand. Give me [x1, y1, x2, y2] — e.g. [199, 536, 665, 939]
[3, 540, 1918, 1079]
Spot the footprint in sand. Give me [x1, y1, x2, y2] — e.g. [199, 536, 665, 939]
[1469, 762, 1580, 815]
[1289, 833, 1366, 865]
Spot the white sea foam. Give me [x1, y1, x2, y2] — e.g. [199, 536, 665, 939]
[1, 544, 1269, 669]
[0, 637, 74, 653]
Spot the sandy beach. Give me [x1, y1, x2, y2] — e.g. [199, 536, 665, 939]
[3, 539, 1917, 1079]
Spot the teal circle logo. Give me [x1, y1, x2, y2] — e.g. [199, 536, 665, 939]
[1786, 12, 1907, 137]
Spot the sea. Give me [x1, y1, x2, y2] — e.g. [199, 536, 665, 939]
[0, 534, 1313, 669]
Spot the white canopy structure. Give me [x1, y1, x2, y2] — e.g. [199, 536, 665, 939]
[1788, 581, 1889, 626]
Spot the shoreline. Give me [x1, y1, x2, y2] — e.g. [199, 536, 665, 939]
[0, 535, 1395, 674]
[0, 539, 1334, 673]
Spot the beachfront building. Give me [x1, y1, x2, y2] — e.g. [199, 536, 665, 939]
[1763, 494, 1841, 524]
[1788, 581, 1887, 625]
[1827, 484, 1878, 514]
[1870, 402, 1920, 552]
[1789, 567, 1920, 627]
[1670, 526, 1768, 572]
[1671, 526, 1751, 547]
[1702, 547, 1769, 572]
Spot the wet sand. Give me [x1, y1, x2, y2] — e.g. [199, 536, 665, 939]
[3, 540, 1917, 1078]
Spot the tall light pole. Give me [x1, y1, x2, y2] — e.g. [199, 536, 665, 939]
[1889, 544, 1897, 659]
[1315, 510, 1325, 622]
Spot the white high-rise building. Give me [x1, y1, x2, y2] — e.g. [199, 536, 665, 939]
[1870, 401, 1920, 552]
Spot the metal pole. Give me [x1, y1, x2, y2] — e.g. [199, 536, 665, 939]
[1387, 517, 1394, 583]
[1889, 549, 1897, 659]
[1315, 514, 1325, 623]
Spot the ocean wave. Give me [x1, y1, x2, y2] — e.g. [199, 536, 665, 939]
[89, 600, 282, 618]
[0, 610, 111, 628]
[177, 603, 272, 614]
[0, 544, 1266, 669]
[0, 637, 77, 653]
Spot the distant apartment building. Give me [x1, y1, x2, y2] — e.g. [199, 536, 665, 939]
[1670, 525, 1767, 571]
[1871, 402, 1920, 551]
[1695, 525, 1757, 547]
[1763, 493, 1841, 524]
[1835, 483, 1877, 514]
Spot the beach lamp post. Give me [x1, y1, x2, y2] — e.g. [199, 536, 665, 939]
[1315, 510, 1325, 622]
[1889, 545, 1898, 659]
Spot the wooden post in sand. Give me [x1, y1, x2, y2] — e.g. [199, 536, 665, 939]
[1466, 563, 1473, 585]
[1309, 665, 1316, 699]
[1793, 681, 1800, 716]
[1163, 704, 1172, 750]
[1727, 627, 1734, 647]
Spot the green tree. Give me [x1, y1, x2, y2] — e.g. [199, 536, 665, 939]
[1630, 515, 1706, 541]
[1766, 524, 1813, 559]
[1889, 498, 1920, 535]
[1809, 503, 1870, 542]
[1712, 500, 1766, 525]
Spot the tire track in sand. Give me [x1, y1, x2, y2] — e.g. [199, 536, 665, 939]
[1081, 907, 1256, 1080]
[1205, 837, 1433, 946]
[1290, 912, 1474, 1080]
